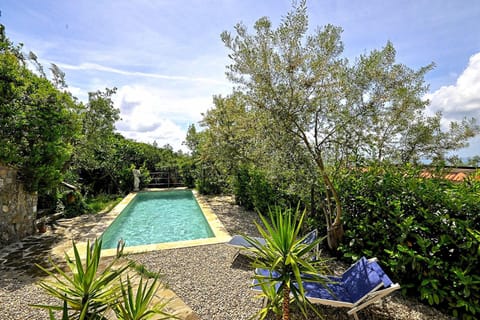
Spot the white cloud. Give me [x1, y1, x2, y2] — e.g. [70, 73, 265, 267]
[113, 84, 216, 151]
[119, 118, 187, 151]
[425, 52, 480, 157]
[66, 85, 88, 102]
[426, 52, 480, 121]
[57, 62, 227, 85]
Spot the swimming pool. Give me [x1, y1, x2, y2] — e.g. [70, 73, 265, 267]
[101, 190, 215, 249]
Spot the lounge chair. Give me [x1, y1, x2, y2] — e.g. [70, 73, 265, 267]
[228, 228, 318, 248]
[253, 257, 400, 320]
[228, 234, 267, 248]
[227, 229, 319, 260]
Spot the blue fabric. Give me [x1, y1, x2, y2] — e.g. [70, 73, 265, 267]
[229, 230, 317, 248]
[342, 257, 382, 302]
[253, 257, 393, 304]
[303, 276, 351, 302]
[253, 268, 281, 291]
[228, 235, 266, 248]
[301, 229, 318, 245]
[369, 260, 393, 287]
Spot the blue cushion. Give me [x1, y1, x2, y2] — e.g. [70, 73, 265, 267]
[228, 235, 266, 248]
[253, 268, 281, 291]
[302, 276, 351, 302]
[342, 257, 382, 302]
[301, 229, 318, 245]
[369, 260, 393, 287]
[253, 257, 390, 304]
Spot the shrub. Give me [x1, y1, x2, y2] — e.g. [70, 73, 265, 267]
[85, 194, 123, 213]
[62, 190, 94, 217]
[196, 165, 228, 194]
[336, 165, 480, 319]
[245, 206, 330, 320]
[232, 165, 279, 213]
[34, 239, 176, 320]
[115, 275, 175, 320]
[232, 165, 252, 209]
[34, 239, 129, 318]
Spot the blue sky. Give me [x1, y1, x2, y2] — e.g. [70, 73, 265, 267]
[2, 0, 480, 157]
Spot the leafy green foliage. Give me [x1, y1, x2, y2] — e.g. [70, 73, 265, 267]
[232, 165, 278, 213]
[205, 0, 479, 251]
[181, 0, 477, 250]
[115, 275, 177, 320]
[245, 206, 330, 319]
[73, 133, 188, 195]
[336, 165, 480, 319]
[177, 158, 196, 188]
[195, 164, 228, 194]
[62, 190, 94, 217]
[34, 239, 176, 320]
[0, 25, 81, 192]
[34, 239, 129, 319]
[85, 194, 123, 213]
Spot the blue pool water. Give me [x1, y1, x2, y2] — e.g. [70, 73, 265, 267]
[101, 190, 214, 249]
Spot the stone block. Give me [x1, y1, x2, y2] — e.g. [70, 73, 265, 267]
[0, 165, 37, 245]
[0, 167, 8, 176]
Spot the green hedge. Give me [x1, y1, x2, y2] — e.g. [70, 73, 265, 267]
[232, 165, 278, 213]
[196, 164, 228, 195]
[336, 165, 480, 319]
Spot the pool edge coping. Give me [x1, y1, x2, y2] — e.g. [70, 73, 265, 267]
[67, 188, 231, 258]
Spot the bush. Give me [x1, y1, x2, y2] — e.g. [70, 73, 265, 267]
[196, 165, 228, 194]
[336, 165, 480, 319]
[62, 190, 94, 217]
[179, 161, 196, 188]
[232, 165, 278, 214]
[85, 194, 123, 213]
[232, 165, 252, 209]
[34, 239, 176, 320]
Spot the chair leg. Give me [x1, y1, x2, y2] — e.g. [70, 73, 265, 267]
[352, 312, 359, 320]
[262, 297, 268, 308]
[232, 249, 240, 261]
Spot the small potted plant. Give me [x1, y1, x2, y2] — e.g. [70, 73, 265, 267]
[37, 216, 47, 233]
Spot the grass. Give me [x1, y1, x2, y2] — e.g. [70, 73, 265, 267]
[86, 194, 123, 213]
[128, 260, 166, 282]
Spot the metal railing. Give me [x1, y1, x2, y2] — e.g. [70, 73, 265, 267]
[148, 169, 184, 188]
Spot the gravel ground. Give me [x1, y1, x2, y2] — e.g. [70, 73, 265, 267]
[0, 194, 454, 320]
[0, 273, 59, 319]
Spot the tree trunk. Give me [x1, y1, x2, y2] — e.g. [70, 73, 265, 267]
[327, 221, 344, 251]
[298, 132, 344, 251]
[282, 284, 290, 320]
[315, 155, 344, 251]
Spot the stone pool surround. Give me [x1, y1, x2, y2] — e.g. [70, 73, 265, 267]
[64, 188, 231, 258]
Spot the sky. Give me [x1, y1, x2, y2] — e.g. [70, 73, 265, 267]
[2, 0, 480, 157]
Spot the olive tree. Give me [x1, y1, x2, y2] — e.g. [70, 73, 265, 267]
[217, 0, 478, 250]
[220, 2, 358, 249]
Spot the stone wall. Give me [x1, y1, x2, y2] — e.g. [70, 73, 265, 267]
[0, 165, 38, 246]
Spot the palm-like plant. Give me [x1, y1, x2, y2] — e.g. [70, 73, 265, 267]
[34, 239, 130, 319]
[114, 275, 177, 320]
[245, 206, 330, 320]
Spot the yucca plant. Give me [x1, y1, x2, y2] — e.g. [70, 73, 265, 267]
[254, 281, 283, 319]
[114, 275, 177, 320]
[47, 299, 69, 320]
[34, 238, 130, 319]
[245, 206, 330, 320]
